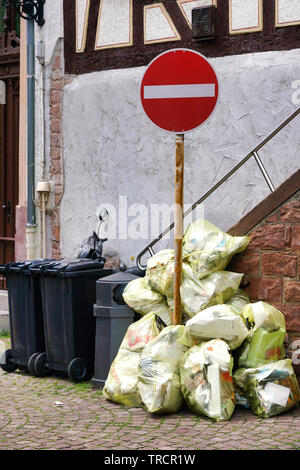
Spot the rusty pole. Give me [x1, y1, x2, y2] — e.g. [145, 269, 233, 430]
[173, 134, 184, 325]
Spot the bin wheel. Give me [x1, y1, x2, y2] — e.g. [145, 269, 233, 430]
[67, 357, 90, 382]
[27, 352, 41, 376]
[0, 349, 18, 373]
[34, 353, 51, 377]
[18, 365, 28, 372]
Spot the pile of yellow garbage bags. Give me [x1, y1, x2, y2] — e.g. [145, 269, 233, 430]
[103, 220, 300, 421]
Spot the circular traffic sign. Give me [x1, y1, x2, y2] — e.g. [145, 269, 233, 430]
[140, 48, 219, 133]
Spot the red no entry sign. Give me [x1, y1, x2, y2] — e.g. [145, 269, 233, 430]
[140, 49, 219, 133]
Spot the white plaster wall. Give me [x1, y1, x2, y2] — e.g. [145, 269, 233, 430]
[231, 0, 261, 31]
[61, 48, 300, 267]
[96, 0, 132, 48]
[34, 0, 64, 185]
[36, 0, 64, 65]
[277, 0, 300, 25]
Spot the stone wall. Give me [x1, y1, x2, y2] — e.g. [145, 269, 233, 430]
[49, 45, 64, 259]
[228, 183, 300, 377]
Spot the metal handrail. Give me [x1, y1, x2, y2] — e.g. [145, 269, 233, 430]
[136, 106, 300, 270]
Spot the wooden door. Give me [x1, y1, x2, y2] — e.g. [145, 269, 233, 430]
[0, 5, 20, 289]
[0, 77, 19, 288]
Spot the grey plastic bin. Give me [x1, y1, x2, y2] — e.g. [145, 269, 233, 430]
[92, 272, 137, 389]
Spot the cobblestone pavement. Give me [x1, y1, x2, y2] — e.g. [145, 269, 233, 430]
[0, 341, 300, 451]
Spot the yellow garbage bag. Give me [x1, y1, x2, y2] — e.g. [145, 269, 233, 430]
[180, 339, 235, 421]
[103, 313, 164, 407]
[233, 359, 300, 418]
[225, 289, 250, 314]
[123, 277, 172, 326]
[183, 304, 249, 350]
[242, 301, 286, 331]
[180, 263, 243, 318]
[183, 220, 249, 279]
[161, 263, 243, 323]
[237, 302, 286, 368]
[137, 325, 188, 414]
[145, 249, 174, 295]
[237, 328, 286, 369]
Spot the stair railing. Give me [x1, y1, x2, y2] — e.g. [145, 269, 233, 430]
[136, 106, 300, 271]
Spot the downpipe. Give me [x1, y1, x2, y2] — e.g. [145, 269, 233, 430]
[25, 16, 38, 259]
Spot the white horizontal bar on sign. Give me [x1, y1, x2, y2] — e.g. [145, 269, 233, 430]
[144, 84, 215, 99]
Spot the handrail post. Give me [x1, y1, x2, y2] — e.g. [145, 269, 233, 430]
[253, 151, 275, 192]
[148, 247, 155, 256]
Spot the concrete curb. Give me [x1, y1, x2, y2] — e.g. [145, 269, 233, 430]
[0, 291, 9, 333]
[0, 290, 8, 311]
[0, 310, 9, 333]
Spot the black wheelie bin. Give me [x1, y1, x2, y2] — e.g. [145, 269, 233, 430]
[0, 259, 56, 375]
[29, 259, 114, 382]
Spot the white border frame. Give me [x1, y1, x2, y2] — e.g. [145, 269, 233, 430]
[144, 3, 181, 44]
[275, 0, 300, 28]
[229, 0, 263, 35]
[76, 0, 90, 53]
[94, 0, 133, 51]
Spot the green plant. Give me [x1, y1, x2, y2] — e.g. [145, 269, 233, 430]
[0, 330, 10, 338]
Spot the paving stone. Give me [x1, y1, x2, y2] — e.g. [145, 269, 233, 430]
[0, 368, 300, 450]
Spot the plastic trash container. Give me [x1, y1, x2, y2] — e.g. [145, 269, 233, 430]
[92, 271, 137, 389]
[0, 259, 55, 374]
[30, 259, 114, 382]
[122, 265, 146, 277]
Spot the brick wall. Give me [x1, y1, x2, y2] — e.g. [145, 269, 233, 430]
[49, 44, 64, 259]
[228, 190, 300, 376]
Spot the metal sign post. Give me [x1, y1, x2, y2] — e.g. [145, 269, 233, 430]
[174, 134, 184, 325]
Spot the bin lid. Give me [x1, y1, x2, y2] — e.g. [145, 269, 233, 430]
[5, 259, 56, 274]
[41, 258, 108, 275]
[96, 271, 138, 283]
[94, 304, 136, 318]
[0, 262, 12, 274]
